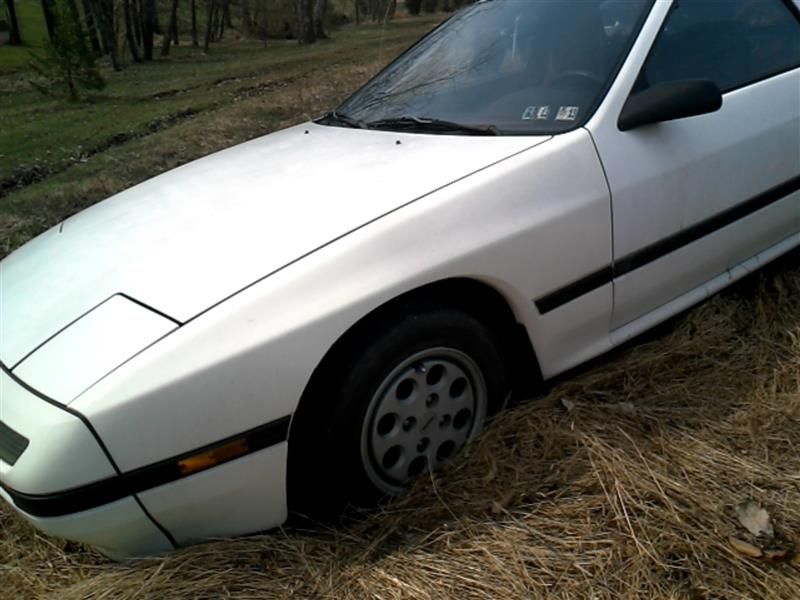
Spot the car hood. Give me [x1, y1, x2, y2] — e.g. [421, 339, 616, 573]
[0, 123, 549, 367]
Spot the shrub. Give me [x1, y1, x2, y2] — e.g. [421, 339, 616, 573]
[29, 0, 105, 102]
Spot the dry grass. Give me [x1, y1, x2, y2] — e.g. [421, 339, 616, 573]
[2, 254, 799, 598]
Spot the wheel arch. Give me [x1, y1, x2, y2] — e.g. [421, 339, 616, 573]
[291, 277, 542, 436]
[286, 277, 542, 516]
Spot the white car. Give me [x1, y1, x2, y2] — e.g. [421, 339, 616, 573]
[1, 0, 799, 559]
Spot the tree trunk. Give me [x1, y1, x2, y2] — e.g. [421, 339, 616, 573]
[40, 0, 57, 41]
[80, 0, 102, 53]
[132, 0, 143, 46]
[152, 2, 161, 34]
[91, 0, 120, 70]
[257, 0, 267, 46]
[203, 0, 215, 51]
[171, 8, 178, 43]
[222, 0, 231, 28]
[102, 0, 120, 70]
[313, 0, 327, 40]
[5, 0, 22, 45]
[87, 0, 107, 53]
[295, 0, 315, 44]
[123, 0, 141, 61]
[212, 0, 225, 42]
[160, 0, 178, 56]
[141, 0, 155, 60]
[240, 0, 252, 34]
[191, 0, 198, 46]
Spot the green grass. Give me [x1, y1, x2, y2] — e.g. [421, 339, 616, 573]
[0, 0, 49, 74]
[0, 15, 442, 257]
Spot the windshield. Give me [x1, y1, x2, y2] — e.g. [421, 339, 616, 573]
[333, 0, 653, 135]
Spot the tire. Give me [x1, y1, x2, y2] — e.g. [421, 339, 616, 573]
[288, 309, 509, 520]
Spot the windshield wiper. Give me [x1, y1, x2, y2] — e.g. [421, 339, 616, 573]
[316, 111, 368, 130]
[366, 116, 499, 136]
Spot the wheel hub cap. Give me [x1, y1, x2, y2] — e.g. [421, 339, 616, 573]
[361, 348, 487, 494]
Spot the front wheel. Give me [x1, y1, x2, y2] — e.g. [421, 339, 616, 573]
[288, 309, 508, 519]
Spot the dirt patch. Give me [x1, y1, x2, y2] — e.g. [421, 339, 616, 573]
[0, 163, 51, 197]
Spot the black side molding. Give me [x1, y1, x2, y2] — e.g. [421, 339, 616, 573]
[535, 174, 800, 315]
[535, 266, 614, 315]
[0, 421, 29, 467]
[0, 416, 291, 518]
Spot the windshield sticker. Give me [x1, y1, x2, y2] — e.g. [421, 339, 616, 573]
[522, 106, 551, 121]
[556, 106, 580, 121]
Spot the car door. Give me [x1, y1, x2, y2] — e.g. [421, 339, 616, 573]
[587, 0, 800, 331]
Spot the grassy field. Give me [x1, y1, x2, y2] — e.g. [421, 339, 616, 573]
[2, 11, 800, 600]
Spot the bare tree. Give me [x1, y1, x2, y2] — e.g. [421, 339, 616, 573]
[203, 0, 216, 51]
[295, 0, 315, 44]
[4, 0, 22, 45]
[79, 0, 102, 53]
[253, 0, 267, 46]
[152, 3, 161, 34]
[160, 0, 178, 55]
[313, 0, 327, 40]
[170, 4, 178, 43]
[140, 0, 155, 60]
[190, 0, 198, 46]
[132, 0, 143, 46]
[122, 0, 141, 61]
[92, 0, 120, 70]
[222, 0, 231, 28]
[216, 0, 228, 40]
[41, 0, 57, 40]
[240, 0, 253, 34]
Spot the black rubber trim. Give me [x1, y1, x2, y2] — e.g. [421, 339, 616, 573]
[535, 174, 800, 314]
[0, 416, 291, 518]
[132, 494, 177, 546]
[614, 174, 800, 276]
[535, 266, 614, 315]
[0, 421, 29, 467]
[785, 0, 800, 22]
[117, 293, 183, 327]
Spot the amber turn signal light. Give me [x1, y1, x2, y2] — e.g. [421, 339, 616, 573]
[177, 438, 250, 475]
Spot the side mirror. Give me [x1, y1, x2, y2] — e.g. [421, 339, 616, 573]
[618, 79, 723, 132]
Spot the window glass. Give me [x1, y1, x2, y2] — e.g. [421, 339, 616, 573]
[636, 0, 800, 93]
[331, 0, 652, 135]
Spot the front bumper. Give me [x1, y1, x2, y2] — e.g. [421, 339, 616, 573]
[0, 364, 173, 558]
[0, 486, 173, 559]
[1, 363, 292, 558]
